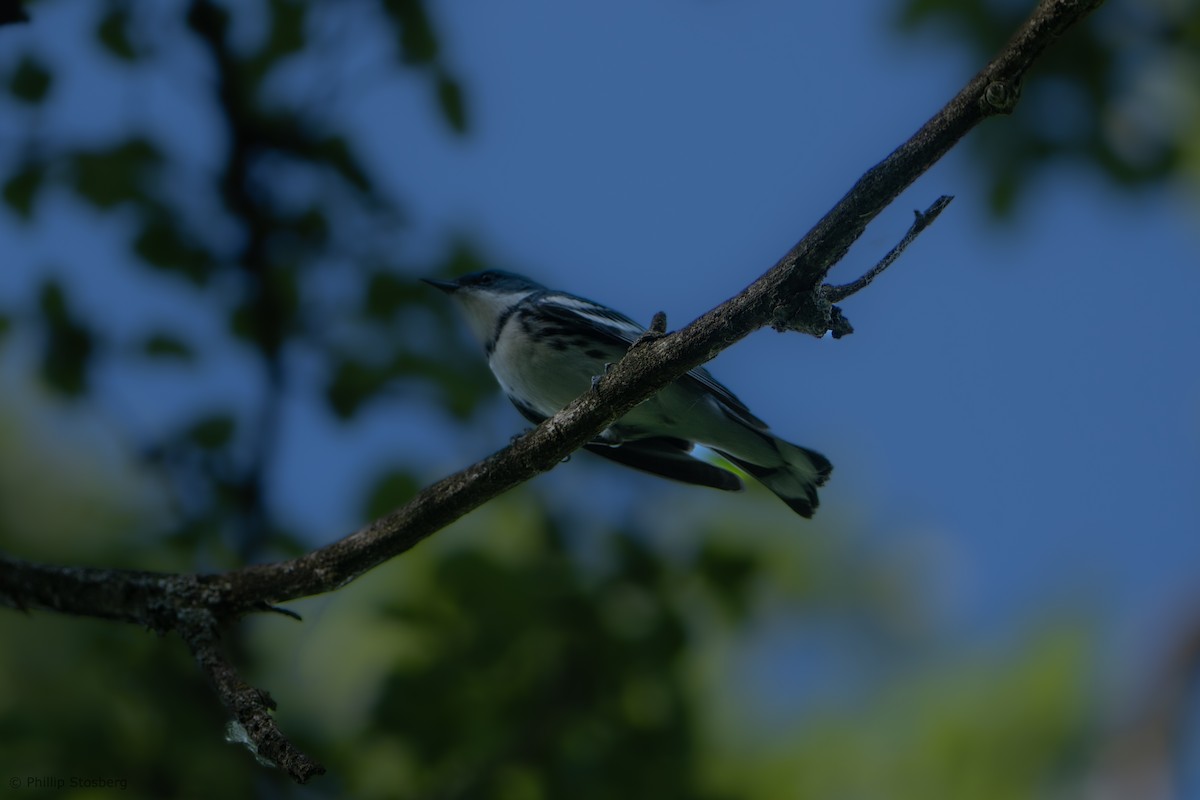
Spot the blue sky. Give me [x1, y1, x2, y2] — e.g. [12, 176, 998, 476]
[360, 1, 1200, 652]
[3, 0, 1198, 693]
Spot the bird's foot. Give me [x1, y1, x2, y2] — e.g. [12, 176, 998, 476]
[591, 363, 615, 393]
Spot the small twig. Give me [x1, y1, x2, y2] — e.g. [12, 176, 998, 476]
[824, 195, 954, 303]
[827, 306, 854, 340]
[631, 311, 669, 349]
[257, 602, 304, 621]
[179, 611, 325, 783]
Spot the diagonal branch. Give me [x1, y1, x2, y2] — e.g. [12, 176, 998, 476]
[0, 0, 1107, 782]
[179, 612, 326, 782]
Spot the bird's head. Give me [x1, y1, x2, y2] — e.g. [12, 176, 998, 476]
[422, 270, 545, 346]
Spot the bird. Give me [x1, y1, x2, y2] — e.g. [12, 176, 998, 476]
[423, 270, 832, 517]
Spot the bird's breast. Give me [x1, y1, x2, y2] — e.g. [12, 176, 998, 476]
[490, 316, 616, 417]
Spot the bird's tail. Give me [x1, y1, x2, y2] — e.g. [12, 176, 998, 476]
[715, 438, 832, 518]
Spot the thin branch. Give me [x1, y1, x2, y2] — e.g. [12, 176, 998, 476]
[632, 311, 669, 347]
[179, 611, 326, 783]
[824, 195, 954, 303]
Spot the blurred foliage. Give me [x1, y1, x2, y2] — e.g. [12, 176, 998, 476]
[897, 0, 1200, 215]
[7, 54, 52, 102]
[0, 0, 1164, 797]
[718, 628, 1094, 799]
[0, 0, 30, 27]
[364, 526, 719, 799]
[0, 0, 490, 562]
[0, 440, 1100, 798]
[36, 278, 94, 397]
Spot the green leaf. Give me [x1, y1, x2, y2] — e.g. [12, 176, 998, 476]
[187, 414, 236, 449]
[3, 164, 43, 219]
[227, 301, 258, 344]
[436, 72, 468, 134]
[363, 469, 420, 519]
[38, 280, 69, 323]
[267, 264, 300, 333]
[244, 0, 308, 84]
[226, 268, 298, 345]
[326, 359, 391, 419]
[397, 352, 491, 420]
[313, 136, 372, 192]
[440, 239, 488, 277]
[695, 542, 759, 620]
[382, 0, 438, 65]
[364, 271, 421, 319]
[132, 215, 213, 284]
[262, 0, 306, 60]
[142, 333, 195, 361]
[97, 7, 139, 61]
[287, 206, 328, 244]
[8, 55, 53, 104]
[71, 138, 161, 210]
[38, 281, 93, 397]
[989, 165, 1020, 217]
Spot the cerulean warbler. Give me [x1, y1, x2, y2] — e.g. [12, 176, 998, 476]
[425, 270, 832, 517]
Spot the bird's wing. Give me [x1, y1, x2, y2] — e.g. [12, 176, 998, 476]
[536, 293, 768, 429]
[511, 372, 743, 491]
[684, 365, 768, 429]
[536, 292, 648, 343]
[585, 439, 744, 491]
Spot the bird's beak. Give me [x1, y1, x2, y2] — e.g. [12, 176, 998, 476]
[421, 277, 460, 294]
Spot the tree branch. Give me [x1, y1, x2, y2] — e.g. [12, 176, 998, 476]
[180, 612, 326, 782]
[825, 195, 955, 304]
[0, 0, 1106, 782]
